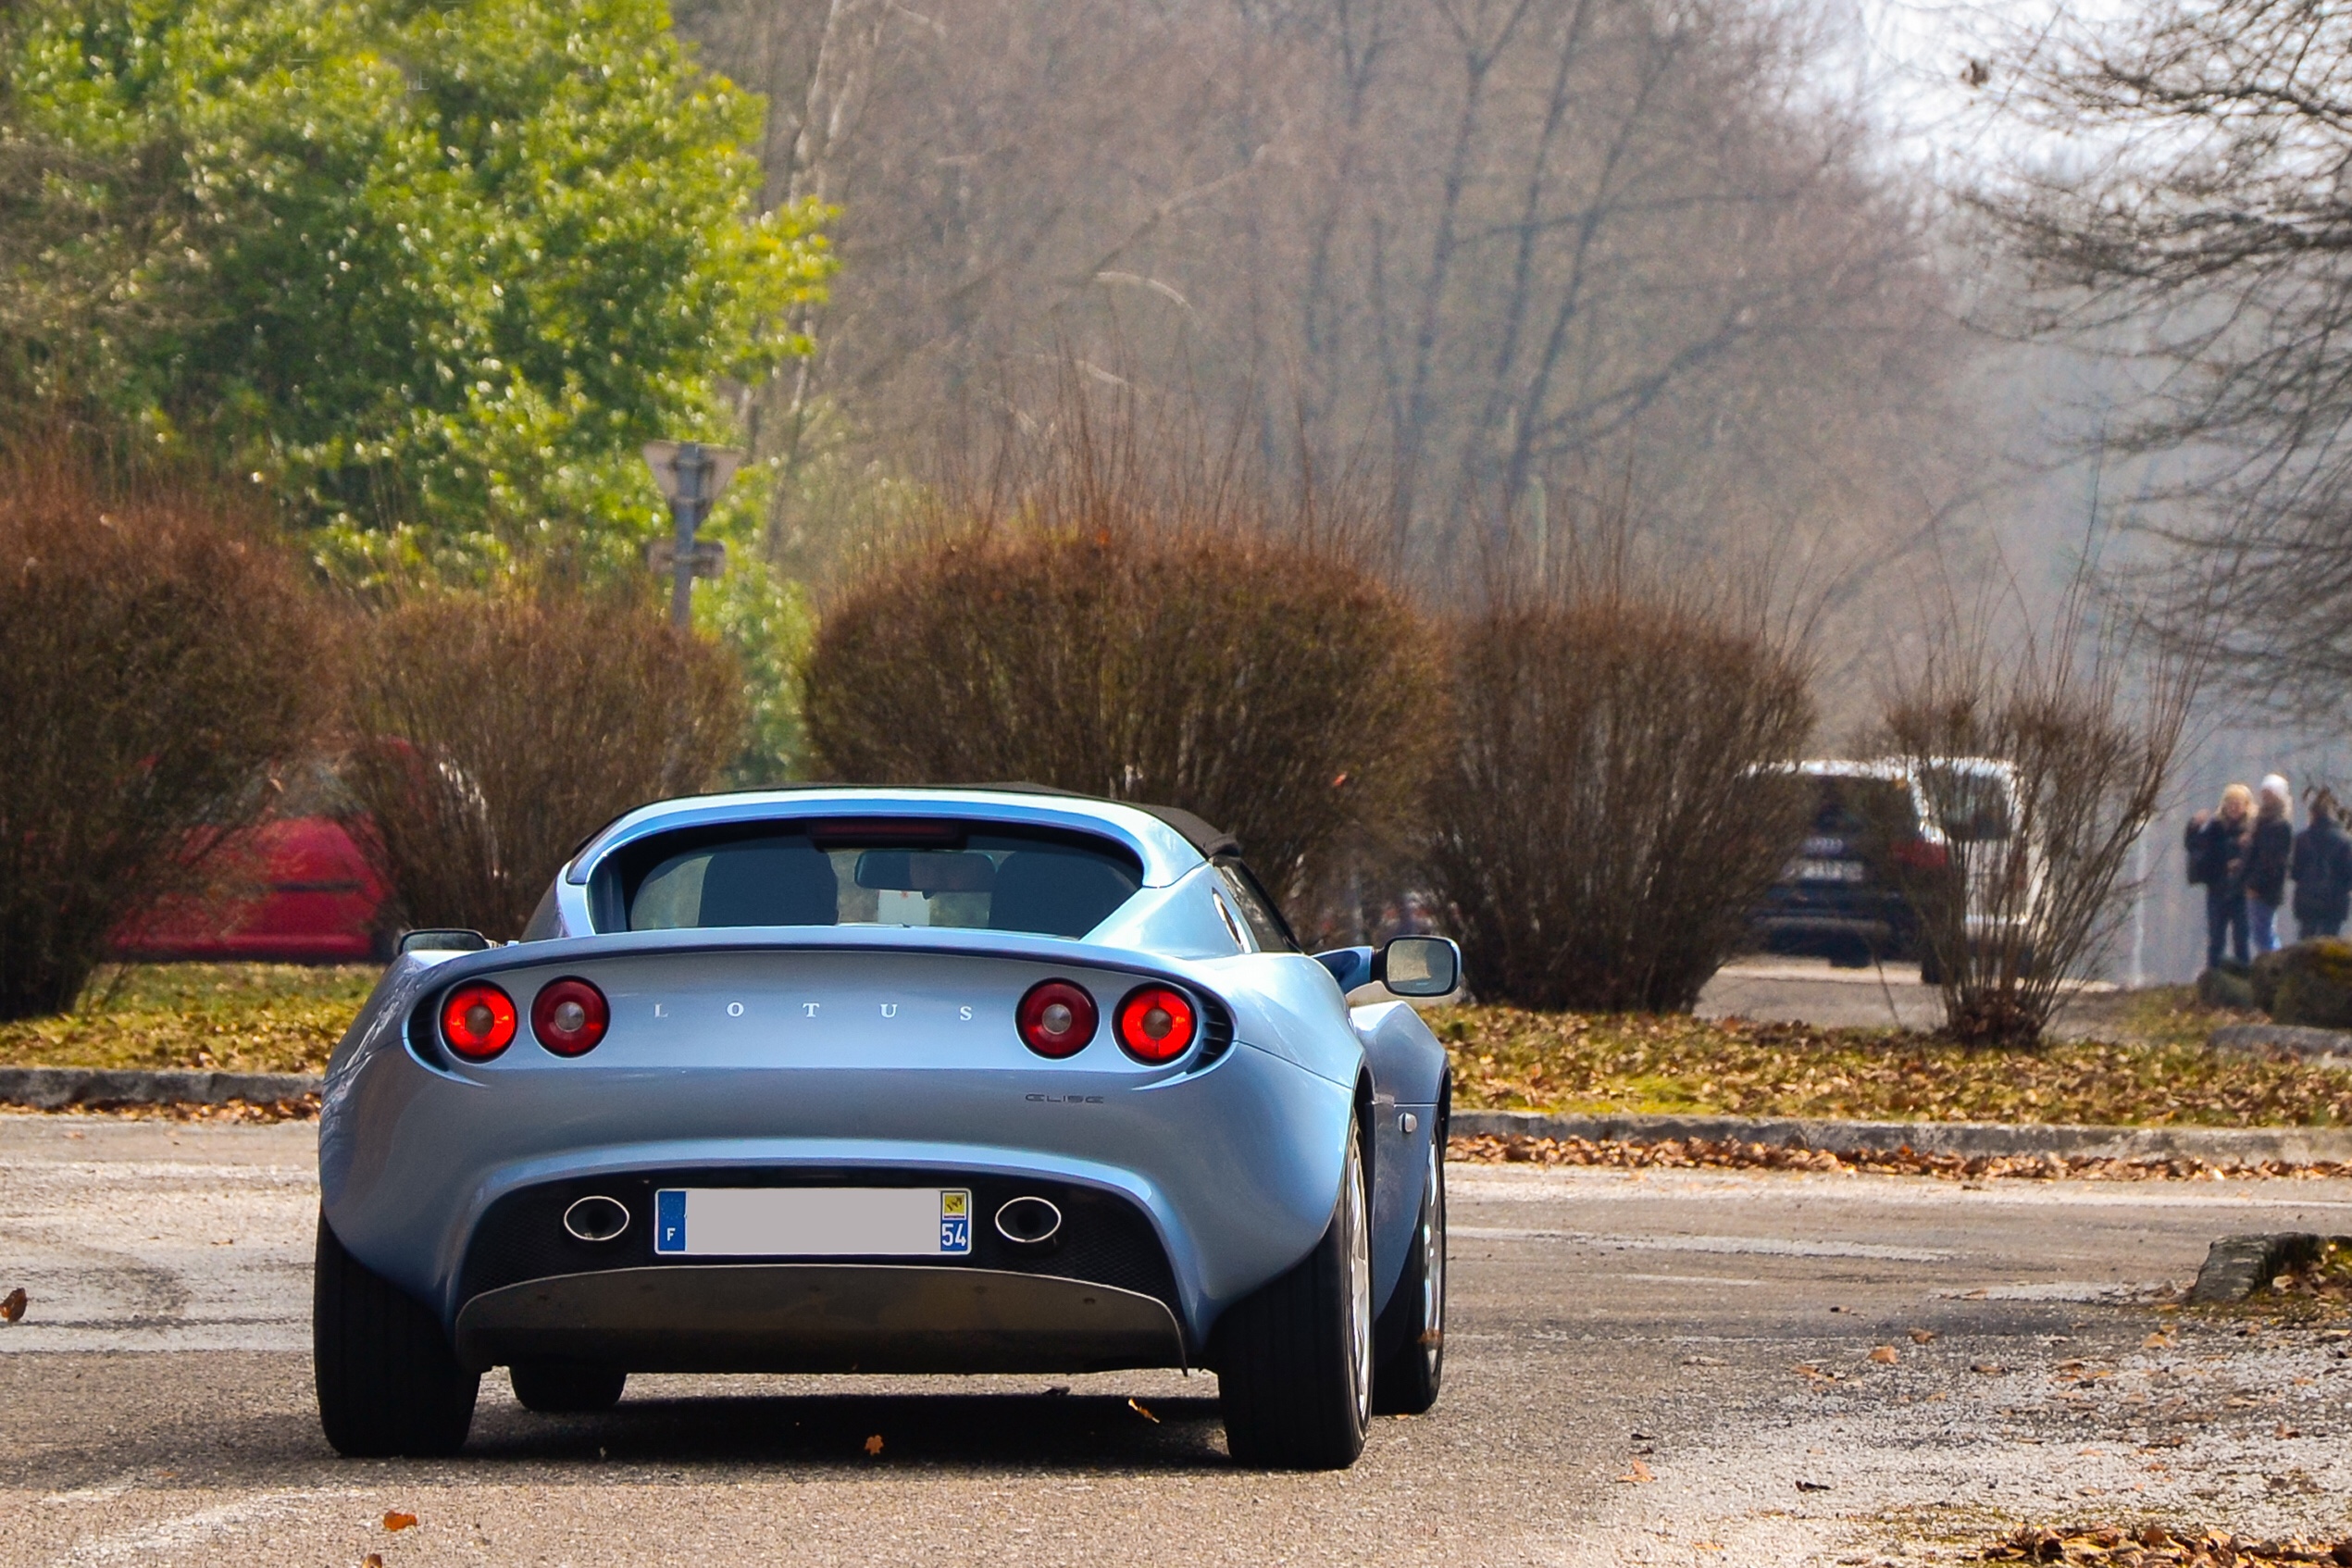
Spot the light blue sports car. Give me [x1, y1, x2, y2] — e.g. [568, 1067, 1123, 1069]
[314, 786, 1457, 1469]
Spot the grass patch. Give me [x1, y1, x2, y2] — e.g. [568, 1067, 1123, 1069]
[2074, 982, 2256, 1052]
[0, 964, 376, 1075]
[1435, 1002, 2352, 1127]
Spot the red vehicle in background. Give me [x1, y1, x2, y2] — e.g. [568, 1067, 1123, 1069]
[112, 778, 395, 964]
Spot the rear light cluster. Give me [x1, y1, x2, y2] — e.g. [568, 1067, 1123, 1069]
[1891, 839, 1950, 872]
[439, 977, 608, 1062]
[1016, 978, 1198, 1064]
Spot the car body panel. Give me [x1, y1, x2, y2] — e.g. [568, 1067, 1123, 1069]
[319, 789, 1452, 1372]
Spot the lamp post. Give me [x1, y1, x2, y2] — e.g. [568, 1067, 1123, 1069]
[642, 440, 744, 628]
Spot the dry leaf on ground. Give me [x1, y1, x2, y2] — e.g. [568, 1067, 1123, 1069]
[1617, 1460, 1654, 1483]
[1450, 1132, 2352, 1184]
[863, 1434, 883, 1455]
[1908, 1327, 1937, 1344]
[1, 1287, 26, 1322]
[1126, 1398, 1158, 1424]
[381, 1512, 417, 1532]
[1982, 1524, 2352, 1563]
[1869, 1345, 1899, 1364]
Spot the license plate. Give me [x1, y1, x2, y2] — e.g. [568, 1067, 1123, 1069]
[652, 1188, 973, 1257]
[1790, 858, 1865, 883]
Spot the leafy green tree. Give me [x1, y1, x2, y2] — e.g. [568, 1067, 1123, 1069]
[6, 0, 828, 565]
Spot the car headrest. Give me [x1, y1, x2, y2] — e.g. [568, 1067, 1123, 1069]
[989, 851, 1136, 939]
[695, 840, 840, 927]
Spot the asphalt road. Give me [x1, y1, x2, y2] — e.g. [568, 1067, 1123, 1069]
[6, 1115, 2352, 1566]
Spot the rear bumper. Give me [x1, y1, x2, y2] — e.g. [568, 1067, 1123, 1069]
[1750, 914, 1898, 946]
[453, 1263, 1186, 1375]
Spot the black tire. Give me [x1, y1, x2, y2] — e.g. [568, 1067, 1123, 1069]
[510, 1360, 628, 1413]
[1214, 1119, 1373, 1470]
[1372, 1094, 1447, 1415]
[313, 1213, 479, 1457]
[1917, 944, 1943, 986]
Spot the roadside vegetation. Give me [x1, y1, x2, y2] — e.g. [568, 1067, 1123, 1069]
[0, 965, 376, 1076]
[13, 966, 2349, 1132]
[1435, 995, 2352, 1128]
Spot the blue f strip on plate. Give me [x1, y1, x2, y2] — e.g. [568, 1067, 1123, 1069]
[654, 1188, 687, 1254]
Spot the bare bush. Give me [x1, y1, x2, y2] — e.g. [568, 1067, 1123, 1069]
[0, 447, 325, 1019]
[1425, 563, 1814, 1012]
[801, 390, 1438, 895]
[341, 591, 746, 939]
[1876, 582, 2202, 1048]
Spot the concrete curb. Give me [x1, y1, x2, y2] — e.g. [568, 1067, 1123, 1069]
[1450, 1108, 2352, 1164]
[2186, 1234, 2340, 1303]
[2210, 1022, 2352, 1065]
[0, 1066, 323, 1111]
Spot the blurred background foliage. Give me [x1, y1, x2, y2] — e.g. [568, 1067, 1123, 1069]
[0, 0, 829, 574]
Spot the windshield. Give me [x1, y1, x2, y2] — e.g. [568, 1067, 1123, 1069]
[620, 822, 1146, 940]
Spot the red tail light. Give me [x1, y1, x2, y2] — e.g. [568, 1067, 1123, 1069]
[1016, 979, 1098, 1058]
[442, 982, 517, 1060]
[531, 977, 610, 1056]
[1114, 984, 1197, 1064]
[1891, 839, 1948, 872]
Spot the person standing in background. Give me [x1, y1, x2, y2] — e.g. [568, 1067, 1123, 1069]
[2247, 774, 2296, 956]
[2292, 790, 2352, 940]
[2186, 783, 2255, 970]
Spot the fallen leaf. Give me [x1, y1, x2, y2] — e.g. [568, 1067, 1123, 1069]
[863, 1434, 883, 1455]
[1971, 1363, 2005, 1375]
[381, 1512, 417, 1532]
[1869, 1345, 1899, 1365]
[365, 1557, 384, 1568]
[1907, 1328, 1936, 1344]
[2143, 1333, 2174, 1350]
[2277, 1422, 2300, 1438]
[1127, 1398, 1158, 1424]
[1617, 1460, 1654, 1483]
[1926, 1390, 1948, 1402]
[0, 1288, 24, 1323]
[1796, 1479, 1832, 1492]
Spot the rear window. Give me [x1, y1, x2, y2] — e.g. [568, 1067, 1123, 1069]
[614, 821, 1146, 940]
[1808, 778, 1920, 843]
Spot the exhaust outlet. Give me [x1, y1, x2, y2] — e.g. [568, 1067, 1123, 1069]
[993, 1195, 1063, 1247]
[563, 1194, 630, 1243]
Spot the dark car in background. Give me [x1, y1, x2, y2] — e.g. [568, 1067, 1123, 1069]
[1747, 758, 2030, 978]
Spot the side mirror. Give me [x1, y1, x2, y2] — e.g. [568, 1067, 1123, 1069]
[398, 927, 492, 955]
[1374, 935, 1461, 998]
